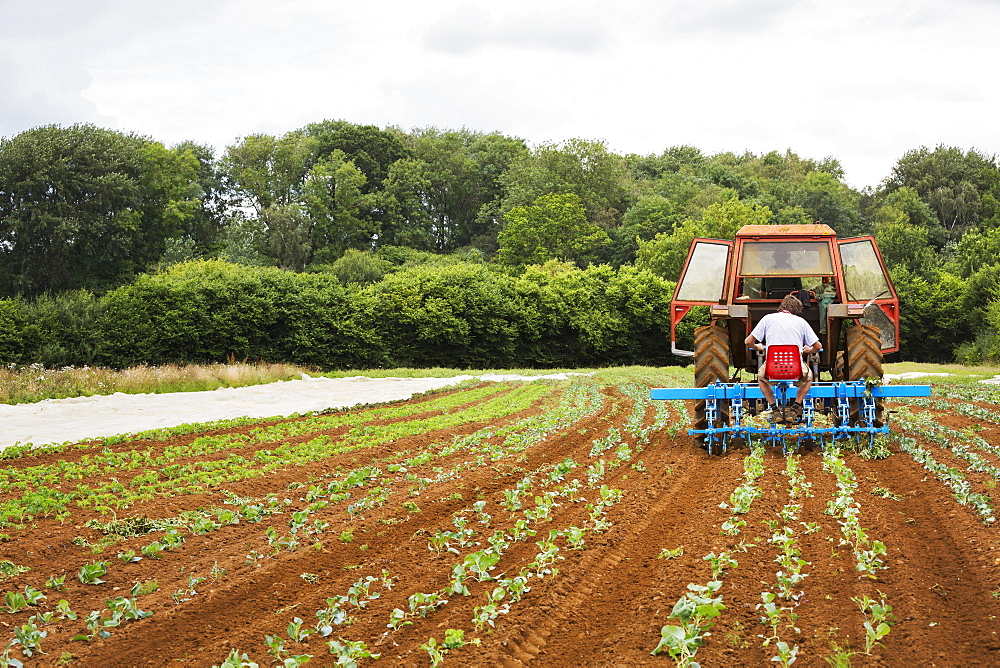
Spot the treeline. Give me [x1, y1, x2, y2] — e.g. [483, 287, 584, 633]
[0, 120, 998, 366]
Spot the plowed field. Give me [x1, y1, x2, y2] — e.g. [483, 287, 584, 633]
[3, 369, 1000, 667]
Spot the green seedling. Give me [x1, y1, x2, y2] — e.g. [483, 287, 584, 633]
[772, 640, 799, 667]
[13, 617, 47, 658]
[703, 552, 738, 579]
[422, 636, 447, 666]
[56, 599, 77, 621]
[387, 607, 412, 630]
[286, 617, 314, 643]
[218, 648, 259, 667]
[652, 581, 726, 664]
[4, 591, 28, 613]
[564, 525, 586, 549]
[327, 639, 379, 665]
[117, 550, 141, 564]
[77, 561, 108, 585]
[852, 594, 895, 654]
[408, 591, 448, 617]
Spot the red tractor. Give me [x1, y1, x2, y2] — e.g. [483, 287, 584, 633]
[658, 223, 911, 451]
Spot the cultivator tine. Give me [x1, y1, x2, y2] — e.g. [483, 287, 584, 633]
[651, 380, 930, 456]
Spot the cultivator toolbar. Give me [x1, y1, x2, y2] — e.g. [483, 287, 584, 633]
[651, 380, 931, 454]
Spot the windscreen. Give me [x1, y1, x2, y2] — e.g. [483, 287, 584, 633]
[740, 241, 834, 276]
[840, 239, 892, 301]
[676, 241, 729, 302]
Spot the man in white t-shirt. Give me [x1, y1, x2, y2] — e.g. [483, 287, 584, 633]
[744, 294, 821, 423]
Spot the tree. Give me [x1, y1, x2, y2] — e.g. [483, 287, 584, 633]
[791, 171, 861, 236]
[873, 218, 938, 277]
[0, 124, 199, 297]
[378, 158, 435, 250]
[400, 128, 529, 252]
[496, 193, 609, 267]
[171, 140, 228, 256]
[882, 145, 999, 237]
[635, 197, 772, 280]
[608, 195, 680, 266]
[303, 151, 377, 263]
[499, 138, 633, 228]
[303, 120, 411, 193]
[221, 131, 318, 213]
[943, 227, 1000, 277]
[326, 249, 393, 285]
[869, 186, 943, 247]
[262, 204, 312, 271]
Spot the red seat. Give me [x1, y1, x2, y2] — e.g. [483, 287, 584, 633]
[765, 345, 801, 381]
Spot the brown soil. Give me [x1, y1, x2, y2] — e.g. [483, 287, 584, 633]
[2, 379, 1000, 667]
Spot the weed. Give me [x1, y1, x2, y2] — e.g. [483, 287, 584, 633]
[658, 546, 684, 560]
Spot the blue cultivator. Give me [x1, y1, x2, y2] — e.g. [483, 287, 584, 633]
[650, 380, 931, 455]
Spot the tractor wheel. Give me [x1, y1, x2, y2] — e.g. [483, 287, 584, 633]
[693, 325, 731, 453]
[845, 324, 884, 426]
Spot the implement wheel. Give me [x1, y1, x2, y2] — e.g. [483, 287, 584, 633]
[845, 324, 884, 426]
[693, 325, 731, 453]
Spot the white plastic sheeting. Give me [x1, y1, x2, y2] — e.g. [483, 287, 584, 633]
[0, 372, 593, 451]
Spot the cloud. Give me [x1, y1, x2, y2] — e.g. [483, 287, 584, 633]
[0, 0, 226, 139]
[424, 4, 610, 54]
[660, 0, 799, 33]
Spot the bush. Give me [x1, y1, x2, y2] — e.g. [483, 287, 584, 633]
[363, 263, 525, 367]
[513, 262, 677, 366]
[98, 260, 383, 369]
[0, 300, 30, 364]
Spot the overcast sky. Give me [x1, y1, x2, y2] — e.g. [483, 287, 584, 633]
[2, 0, 997, 190]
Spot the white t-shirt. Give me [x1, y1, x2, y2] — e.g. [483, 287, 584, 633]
[750, 311, 819, 349]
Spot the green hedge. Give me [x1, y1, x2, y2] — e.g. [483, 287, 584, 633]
[98, 261, 383, 368]
[0, 259, 684, 369]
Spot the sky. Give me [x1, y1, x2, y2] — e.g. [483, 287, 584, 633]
[1, 0, 998, 190]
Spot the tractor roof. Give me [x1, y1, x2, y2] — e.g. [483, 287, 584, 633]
[736, 224, 837, 237]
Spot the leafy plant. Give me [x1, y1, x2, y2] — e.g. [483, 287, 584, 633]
[852, 594, 895, 654]
[658, 546, 684, 560]
[703, 552, 737, 579]
[77, 561, 108, 585]
[652, 581, 726, 664]
[286, 617, 315, 643]
[218, 648, 260, 667]
[327, 639, 378, 666]
[3, 591, 28, 614]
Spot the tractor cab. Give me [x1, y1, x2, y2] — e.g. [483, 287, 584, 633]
[670, 224, 900, 373]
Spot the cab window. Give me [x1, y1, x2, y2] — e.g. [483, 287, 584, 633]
[740, 241, 834, 276]
[840, 239, 892, 301]
[676, 241, 729, 302]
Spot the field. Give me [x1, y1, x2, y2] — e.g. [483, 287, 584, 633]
[3, 367, 1000, 666]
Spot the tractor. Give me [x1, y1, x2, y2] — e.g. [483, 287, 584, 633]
[650, 223, 930, 453]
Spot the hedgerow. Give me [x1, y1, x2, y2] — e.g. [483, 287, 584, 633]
[0, 259, 693, 370]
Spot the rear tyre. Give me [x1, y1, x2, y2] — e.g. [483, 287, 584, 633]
[845, 324, 884, 426]
[693, 325, 731, 453]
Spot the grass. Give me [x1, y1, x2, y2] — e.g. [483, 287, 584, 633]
[0, 362, 312, 405]
[322, 367, 597, 379]
[0, 358, 988, 408]
[882, 361, 1000, 384]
